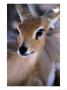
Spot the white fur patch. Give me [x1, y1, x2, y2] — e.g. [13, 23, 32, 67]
[47, 64, 55, 86]
[52, 7, 60, 13]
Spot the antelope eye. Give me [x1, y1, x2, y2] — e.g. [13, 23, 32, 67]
[36, 29, 45, 40]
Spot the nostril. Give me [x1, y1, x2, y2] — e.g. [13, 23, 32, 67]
[19, 44, 27, 55]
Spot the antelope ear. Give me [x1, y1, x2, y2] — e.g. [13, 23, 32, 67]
[15, 4, 31, 22]
[43, 6, 60, 19]
[42, 6, 60, 31]
[48, 14, 60, 31]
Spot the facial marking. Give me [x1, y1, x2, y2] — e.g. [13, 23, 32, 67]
[17, 17, 46, 57]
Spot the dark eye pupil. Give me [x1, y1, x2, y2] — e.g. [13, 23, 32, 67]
[36, 29, 44, 40]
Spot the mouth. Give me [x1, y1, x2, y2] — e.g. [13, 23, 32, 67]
[23, 51, 34, 56]
[18, 50, 34, 56]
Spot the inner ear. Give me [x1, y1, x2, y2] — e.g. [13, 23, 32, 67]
[15, 4, 32, 22]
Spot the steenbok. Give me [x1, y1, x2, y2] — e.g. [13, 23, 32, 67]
[7, 4, 60, 86]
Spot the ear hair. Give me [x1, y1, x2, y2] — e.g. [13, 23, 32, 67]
[43, 7, 60, 19]
[48, 14, 60, 30]
[15, 4, 32, 22]
[15, 4, 24, 21]
[41, 7, 60, 33]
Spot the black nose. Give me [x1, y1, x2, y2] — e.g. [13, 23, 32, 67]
[19, 44, 27, 55]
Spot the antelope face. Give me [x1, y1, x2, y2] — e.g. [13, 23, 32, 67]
[17, 16, 48, 56]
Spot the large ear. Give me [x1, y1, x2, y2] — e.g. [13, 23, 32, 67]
[43, 5, 60, 19]
[42, 5, 60, 32]
[15, 4, 31, 22]
[46, 9, 60, 19]
[48, 14, 60, 31]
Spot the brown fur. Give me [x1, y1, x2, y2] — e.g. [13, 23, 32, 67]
[7, 5, 60, 86]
